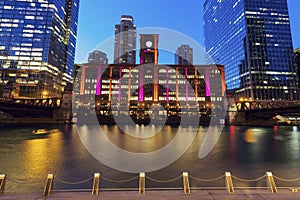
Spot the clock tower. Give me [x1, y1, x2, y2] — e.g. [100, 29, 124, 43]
[139, 34, 159, 64]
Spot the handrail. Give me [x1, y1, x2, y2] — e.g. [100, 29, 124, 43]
[1, 171, 300, 196]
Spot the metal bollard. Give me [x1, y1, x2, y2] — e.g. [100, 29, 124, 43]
[0, 174, 6, 194]
[266, 172, 277, 193]
[225, 172, 234, 194]
[139, 172, 145, 194]
[92, 173, 100, 195]
[43, 174, 54, 196]
[182, 172, 190, 194]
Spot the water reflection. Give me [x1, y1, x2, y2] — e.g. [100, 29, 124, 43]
[0, 125, 300, 192]
[23, 130, 63, 178]
[244, 129, 256, 143]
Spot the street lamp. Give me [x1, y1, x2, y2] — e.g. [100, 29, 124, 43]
[42, 91, 48, 98]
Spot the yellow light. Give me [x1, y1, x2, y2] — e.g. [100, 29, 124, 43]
[240, 97, 244, 101]
[42, 91, 48, 96]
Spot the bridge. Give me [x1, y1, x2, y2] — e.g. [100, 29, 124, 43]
[230, 100, 300, 125]
[1, 97, 300, 125]
[0, 97, 61, 118]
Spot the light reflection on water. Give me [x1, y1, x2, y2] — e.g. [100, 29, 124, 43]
[0, 125, 300, 192]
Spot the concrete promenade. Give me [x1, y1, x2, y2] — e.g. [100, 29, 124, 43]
[1, 189, 300, 200]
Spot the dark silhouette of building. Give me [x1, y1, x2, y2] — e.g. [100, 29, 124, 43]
[175, 45, 193, 65]
[88, 50, 108, 64]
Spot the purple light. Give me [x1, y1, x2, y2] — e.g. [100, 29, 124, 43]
[205, 68, 211, 96]
[96, 67, 102, 95]
[139, 68, 144, 101]
[185, 68, 188, 102]
[140, 57, 144, 64]
[166, 68, 169, 102]
[118, 67, 122, 102]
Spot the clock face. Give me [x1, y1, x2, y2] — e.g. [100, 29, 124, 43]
[146, 41, 153, 48]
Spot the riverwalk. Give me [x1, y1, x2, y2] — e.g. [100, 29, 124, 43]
[1, 189, 300, 200]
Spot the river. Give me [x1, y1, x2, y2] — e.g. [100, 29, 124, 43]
[0, 124, 300, 193]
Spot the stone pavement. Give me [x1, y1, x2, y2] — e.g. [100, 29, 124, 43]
[1, 189, 300, 200]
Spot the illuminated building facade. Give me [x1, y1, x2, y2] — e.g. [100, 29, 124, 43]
[0, 0, 79, 97]
[175, 45, 193, 65]
[76, 33, 225, 124]
[114, 15, 136, 64]
[204, 0, 299, 100]
[76, 63, 225, 124]
[296, 48, 300, 87]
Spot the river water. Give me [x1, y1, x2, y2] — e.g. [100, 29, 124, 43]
[1, 124, 300, 193]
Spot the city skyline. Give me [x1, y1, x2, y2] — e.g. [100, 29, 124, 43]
[75, 0, 300, 64]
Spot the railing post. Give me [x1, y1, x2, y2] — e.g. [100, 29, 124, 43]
[43, 174, 54, 196]
[266, 172, 277, 193]
[291, 188, 299, 192]
[0, 174, 6, 194]
[92, 173, 100, 195]
[182, 172, 190, 194]
[225, 172, 234, 194]
[139, 172, 145, 194]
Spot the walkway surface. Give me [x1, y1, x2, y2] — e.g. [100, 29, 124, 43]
[1, 189, 300, 200]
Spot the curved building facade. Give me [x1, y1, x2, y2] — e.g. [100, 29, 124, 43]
[204, 0, 299, 100]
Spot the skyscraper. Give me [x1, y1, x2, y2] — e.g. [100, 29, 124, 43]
[295, 48, 300, 87]
[0, 0, 79, 98]
[204, 0, 298, 100]
[114, 15, 136, 64]
[175, 45, 193, 65]
[88, 50, 108, 64]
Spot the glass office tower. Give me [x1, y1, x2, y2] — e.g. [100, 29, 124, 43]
[0, 0, 79, 97]
[204, 0, 298, 100]
[114, 15, 136, 64]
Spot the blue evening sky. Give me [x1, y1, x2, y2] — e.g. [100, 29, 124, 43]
[75, 0, 300, 64]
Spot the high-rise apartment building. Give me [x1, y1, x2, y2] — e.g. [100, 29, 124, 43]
[88, 50, 108, 64]
[175, 45, 193, 65]
[204, 0, 298, 100]
[114, 15, 136, 64]
[0, 0, 79, 98]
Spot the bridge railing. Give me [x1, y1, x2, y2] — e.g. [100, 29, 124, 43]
[1, 171, 300, 196]
[234, 100, 300, 111]
[0, 98, 61, 109]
